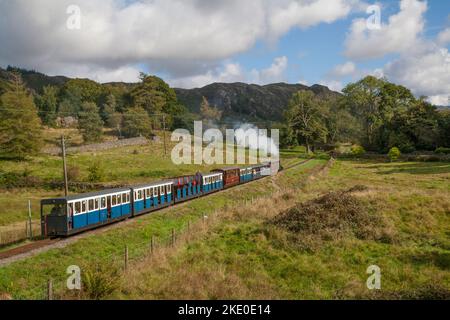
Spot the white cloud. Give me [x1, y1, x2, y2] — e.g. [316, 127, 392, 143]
[437, 28, 450, 46]
[169, 62, 245, 88]
[251, 56, 288, 84]
[319, 80, 344, 92]
[169, 56, 289, 88]
[329, 61, 357, 77]
[0, 0, 361, 86]
[268, 0, 358, 39]
[345, 0, 427, 60]
[337, 0, 449, 106]
[383, 46, 450, 102]
[428, 95, 449, 106]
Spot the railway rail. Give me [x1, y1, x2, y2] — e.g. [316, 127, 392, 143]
[0, 158, 312, 264]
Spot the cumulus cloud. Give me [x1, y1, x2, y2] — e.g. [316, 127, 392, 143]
[168, 56, 289, 88]
[251, 56, 288, 84]
[383, 46, 450, 104]
[344, 0, 427, 60]
[268, 0, 359, 39]
[319, 80, 344, 92]
[437, 28, 450, 46]
[329, 61, 357, 77]
[0, 0, 360, 85]
[336, 0, 449, 105]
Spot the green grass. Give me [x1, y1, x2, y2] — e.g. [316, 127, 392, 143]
[116, 159, 450, 300]
[0, 159, 324, 299]
[0, 130, 304, 227]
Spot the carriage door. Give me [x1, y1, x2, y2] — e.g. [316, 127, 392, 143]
[107, 196, 112, 219]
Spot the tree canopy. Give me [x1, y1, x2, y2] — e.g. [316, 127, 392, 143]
[0, 74, 43, 159]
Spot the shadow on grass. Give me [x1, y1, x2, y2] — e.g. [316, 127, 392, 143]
[404, 250, 450, 271]
[377, 162, 450, 175]
[338, 158, 450, 175]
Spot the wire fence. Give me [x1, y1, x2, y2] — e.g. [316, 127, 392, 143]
[43, 211, 224, 300]
[0, 221, 41, 247]
[2, 162, 306, 300]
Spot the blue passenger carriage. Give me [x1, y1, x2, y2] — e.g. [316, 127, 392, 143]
[41, 188, 132, 237]
[239, 167, 254, 183]
[131, 181, 173, 216]
[201, 172, 223, 194]
[173, 174, 202, 203]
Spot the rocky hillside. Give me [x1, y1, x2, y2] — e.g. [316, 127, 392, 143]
[175, 82, 341, 122]
[1, 66, 70, 94]
[1, 66, 341, 122]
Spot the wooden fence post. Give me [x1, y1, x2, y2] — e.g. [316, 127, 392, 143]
[28, 200, 33, 240]
[124, 245, 129, 270]
[47, 279, 53, 300]
[150, 236, 154, 255]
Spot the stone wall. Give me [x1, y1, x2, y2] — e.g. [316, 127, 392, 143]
[42, 136, 149, 155]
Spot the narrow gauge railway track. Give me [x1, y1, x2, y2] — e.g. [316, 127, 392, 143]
[0, 238, 60, 261]
[0, 159, 312, 264]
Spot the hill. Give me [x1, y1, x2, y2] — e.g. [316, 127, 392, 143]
[175, 82, 341, 122]
[0, 66, 341, 122]
[1, 66, 70, 94]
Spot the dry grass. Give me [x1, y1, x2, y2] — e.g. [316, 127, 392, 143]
[269, 186, 396, 250]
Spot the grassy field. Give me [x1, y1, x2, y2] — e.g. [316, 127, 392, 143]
[0, 129, 297, 228]
[114, 159, 450, 300]
[0, 158, 449, 299]
[0, 157, 322, 299]
[1, 128, 449, 300]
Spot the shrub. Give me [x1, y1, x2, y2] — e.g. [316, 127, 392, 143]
[67, 165, 81, 181]
[388, 147, 401, 162]
[351, 145, 366, 156]
[87, 161, 105, 182]
[435, 147, 450, 155]
[82, 263, 120, 300]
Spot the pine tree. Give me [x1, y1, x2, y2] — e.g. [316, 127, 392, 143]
[0, 73, 43, 159]
[36, 85, 58, 126]
[78, 102, 104, 143]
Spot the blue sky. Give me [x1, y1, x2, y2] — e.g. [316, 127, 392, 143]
[220, 0, 450, 92]
[0, 0, 449, 104]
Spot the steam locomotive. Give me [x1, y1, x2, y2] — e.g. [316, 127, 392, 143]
[41, 162, 278, 237]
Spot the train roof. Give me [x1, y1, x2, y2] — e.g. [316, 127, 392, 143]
[131, 180, 173, 190]
[42, 187, 132, 203]
[212, 166, 240, 171]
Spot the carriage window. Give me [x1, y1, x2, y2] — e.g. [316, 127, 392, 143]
[126, 193, 130, 202]
[94, 198, 99, 210]
[101, 197, 106, 209]
[167, 185, 171, 193]
[139, 190, 143, 200]
[122, 193, 127, 203]
[74, 202, 81, 214]
[68, 203, 74, 215]
[88, 199, 94, 211]
[81, 201, 86, 213]
[112, 195, 117, 206]
[160, 186, 165, 195]
[117, 194, 122, 205]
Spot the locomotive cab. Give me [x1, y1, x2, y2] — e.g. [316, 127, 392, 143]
[41, 199, 69, 237]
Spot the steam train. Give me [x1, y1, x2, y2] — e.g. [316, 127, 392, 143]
[41, 162, 278, 237]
